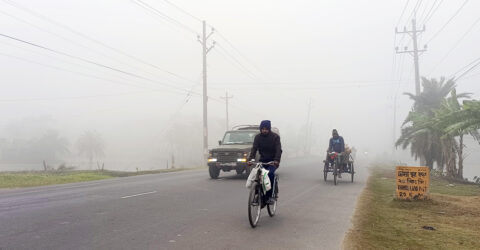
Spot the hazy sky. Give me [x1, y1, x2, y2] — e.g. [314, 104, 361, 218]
[1, 0, 480, 171]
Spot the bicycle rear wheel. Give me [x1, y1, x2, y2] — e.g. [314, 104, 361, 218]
[248, 183, 262, 228]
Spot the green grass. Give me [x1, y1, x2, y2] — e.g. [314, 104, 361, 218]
[344, 165, 480, 250]
[430, 176, 480, 196]
[0, 167, 204, 189]
[0, 171, 112, 188]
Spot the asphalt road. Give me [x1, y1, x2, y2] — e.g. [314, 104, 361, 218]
[0, 157, 367, 250]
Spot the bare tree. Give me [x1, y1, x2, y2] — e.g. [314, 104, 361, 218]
[76, 131, 105, 168]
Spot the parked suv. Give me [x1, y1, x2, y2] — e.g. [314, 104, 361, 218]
[207, 125, 279, 179]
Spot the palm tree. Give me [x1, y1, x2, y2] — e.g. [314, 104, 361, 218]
[404, 77, 466, 115]
[396, 111, 442, 169]
[76, 131, 105, 168]
[397, 77, 458, 169]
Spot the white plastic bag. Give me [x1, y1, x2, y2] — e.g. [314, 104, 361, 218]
[246, 166, 259, 189]
[260, 168, 271, 193]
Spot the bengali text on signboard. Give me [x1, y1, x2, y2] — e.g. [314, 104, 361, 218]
[396, 166, 429, 200]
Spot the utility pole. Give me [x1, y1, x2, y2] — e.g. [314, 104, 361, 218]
[395, 18, 427, 95]
[197, 21, 215, 165]
[220, 91, 233, 131]
[393, 94, 398, 157]
[395, 18, 427, 165]
[304, 99, 312, 155]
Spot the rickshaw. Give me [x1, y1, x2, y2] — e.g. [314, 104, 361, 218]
[323, 151, 354, 185]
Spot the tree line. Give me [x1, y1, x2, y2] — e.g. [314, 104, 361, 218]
[0, 130, 105, 168]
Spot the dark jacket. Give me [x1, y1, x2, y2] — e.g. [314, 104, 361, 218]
[249, 132, 282, 163]
[328, 136, 345, 153]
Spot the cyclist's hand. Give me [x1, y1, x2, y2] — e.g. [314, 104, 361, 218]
[247, 161, 254, 166]
[273, 161, 280, 168]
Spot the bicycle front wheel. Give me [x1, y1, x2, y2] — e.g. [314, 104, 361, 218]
[333, 162, 338, 185]
[267, 176, 278, 217]
[248, 183, 261, 228]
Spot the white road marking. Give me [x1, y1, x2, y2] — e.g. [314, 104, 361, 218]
[121, 191, 157, 199]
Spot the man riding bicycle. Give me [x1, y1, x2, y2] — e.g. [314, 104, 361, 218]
[248, 120, 282, 205]
[326, 129, 345, 178]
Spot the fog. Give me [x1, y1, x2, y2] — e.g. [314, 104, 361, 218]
[1, 0, 479, 178]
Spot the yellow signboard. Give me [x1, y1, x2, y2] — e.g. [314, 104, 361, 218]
[396, 166, 430, 200]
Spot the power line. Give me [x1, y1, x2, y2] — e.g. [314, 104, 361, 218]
[210, 79, 410, 85]
[0, 9, 196, 86]
[161, 0, 202, 22]
[396, 0, 411, 28]
[0, 91, 156, 102]
[426, 0, 469, 44]
[460, 70, 480, 81]
[214, 30, 267, 78]
[0, 40, 186, 92]
[215, 42, 257, 79]
[428, 16, 480, 76]
[208, 81, 411, 91]
[417, 0, 431, 24]
[420, 0, 441, 25]
[454, 60, 480, 81]
[0, 51, 186, 95]
[0, 33, 201, 95]
[422, 0, 444, 24]
[213, 45, 256, 79]
[403, 0, 423, 27]
[131, 0, 198, 34]
[3, 0, 197, 85]
[451, 57, 480, 77]
[451, 57, 480, 81]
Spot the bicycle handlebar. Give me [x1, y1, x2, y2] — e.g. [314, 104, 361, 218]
[249, 160, 275, 166]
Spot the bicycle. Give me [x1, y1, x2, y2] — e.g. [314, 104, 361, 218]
[247, 161, 279, 228]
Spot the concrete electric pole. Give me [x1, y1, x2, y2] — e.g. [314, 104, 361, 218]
[304, 99, 312, 155]
[220, 91, 233, 131]
[395, 18, 427, 95]
[395, 18, 427, 165]
[197, 21, 215, 165]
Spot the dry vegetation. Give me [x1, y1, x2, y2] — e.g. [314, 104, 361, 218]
[344, 164, 480, 250]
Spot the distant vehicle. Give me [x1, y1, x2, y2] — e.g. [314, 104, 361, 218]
[207, 125, 280, 179]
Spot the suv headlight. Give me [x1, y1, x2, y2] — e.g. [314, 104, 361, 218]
[237, 152, 248, 162]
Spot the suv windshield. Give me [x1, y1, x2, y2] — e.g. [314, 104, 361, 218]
[222, 131, 257, 145]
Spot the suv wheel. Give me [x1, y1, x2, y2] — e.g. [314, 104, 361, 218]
[209, 165, 220, 179]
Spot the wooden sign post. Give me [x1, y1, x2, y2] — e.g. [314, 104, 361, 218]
[396, 166, 430, 200]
